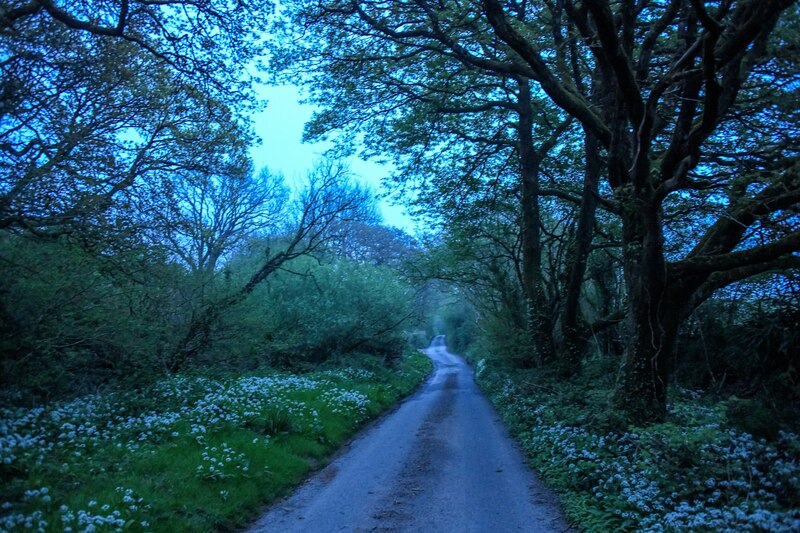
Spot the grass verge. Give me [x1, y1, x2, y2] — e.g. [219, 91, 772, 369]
[469, 355, 799, 532]
[0, 351, 432, 532]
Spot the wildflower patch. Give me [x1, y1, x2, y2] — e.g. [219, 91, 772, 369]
[0, 352, 431, 532]
[474, 364, 800, 532]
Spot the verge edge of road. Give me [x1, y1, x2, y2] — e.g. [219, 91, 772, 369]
[245, 348, 437, 522]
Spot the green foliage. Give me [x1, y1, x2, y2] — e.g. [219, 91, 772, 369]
[436, 297, 479, 355]
[724, 398, 780, 441]
[675, 297, 800, 430]
[1, 10, 259, 239]
[436, 288, 546, 369]
[243, 407, 293, 436]
[0, 215, 420, 403]
[213, 255, 416, 367]
[474, 312, 539, 368]
[0, 352, 432, 532]
[0, 235, 178, 402]
[405, 329, 431, 349]
[472, 356, 800, 532]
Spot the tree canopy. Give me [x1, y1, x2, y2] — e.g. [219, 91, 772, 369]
[274, 0, 800, 423]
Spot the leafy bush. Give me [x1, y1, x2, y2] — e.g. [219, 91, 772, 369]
[215, 255, 415, 367]
[675, 298, 800, 430]
[0, 236, 180, 403]
[436, 297, 479, 355]
[0, 233, 419, 403]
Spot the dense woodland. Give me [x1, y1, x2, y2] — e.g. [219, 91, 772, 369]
[2, 0, 799, 422]
[0, 0, 426, 404]
[274, 0, 800, 426]
[1, 1, 799, 528]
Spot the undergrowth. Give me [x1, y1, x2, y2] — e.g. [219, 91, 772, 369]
[0, 351, 432, 532]
[470, 354, 800, 532]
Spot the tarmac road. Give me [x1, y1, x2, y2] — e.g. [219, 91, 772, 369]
[246, 336, 572, 532]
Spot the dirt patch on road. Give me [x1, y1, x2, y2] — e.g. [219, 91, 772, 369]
[369, 371, 458, 530]
[320, 464, 338, 483]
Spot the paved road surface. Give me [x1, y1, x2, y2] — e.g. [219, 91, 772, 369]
[247, 336, 572, 532]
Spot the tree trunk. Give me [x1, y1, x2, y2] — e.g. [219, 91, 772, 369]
[559, 127, 601, 373]
[615, 192, 678, 423]
[518, 79, 555, 366]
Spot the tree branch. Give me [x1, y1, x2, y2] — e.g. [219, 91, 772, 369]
[481, 0, 612, 145]
[670, 231, 800, 279]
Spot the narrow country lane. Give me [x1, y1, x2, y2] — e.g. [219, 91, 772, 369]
[246, 336, 573, 532]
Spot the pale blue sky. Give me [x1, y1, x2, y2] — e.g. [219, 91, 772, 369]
[249, 85, 415, 232]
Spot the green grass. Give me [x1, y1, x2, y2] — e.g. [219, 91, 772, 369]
[0, 351, 432, 532]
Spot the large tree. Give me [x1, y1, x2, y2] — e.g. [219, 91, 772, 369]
[279, 0, 800, 423]
[481, 0, 799, 421]
[1, 0, 271, 241]
[161, 167, 289, 275]
[170, 160, 374, 369]
[1, 0, 270, 100]
[276, 0, 607, 367]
